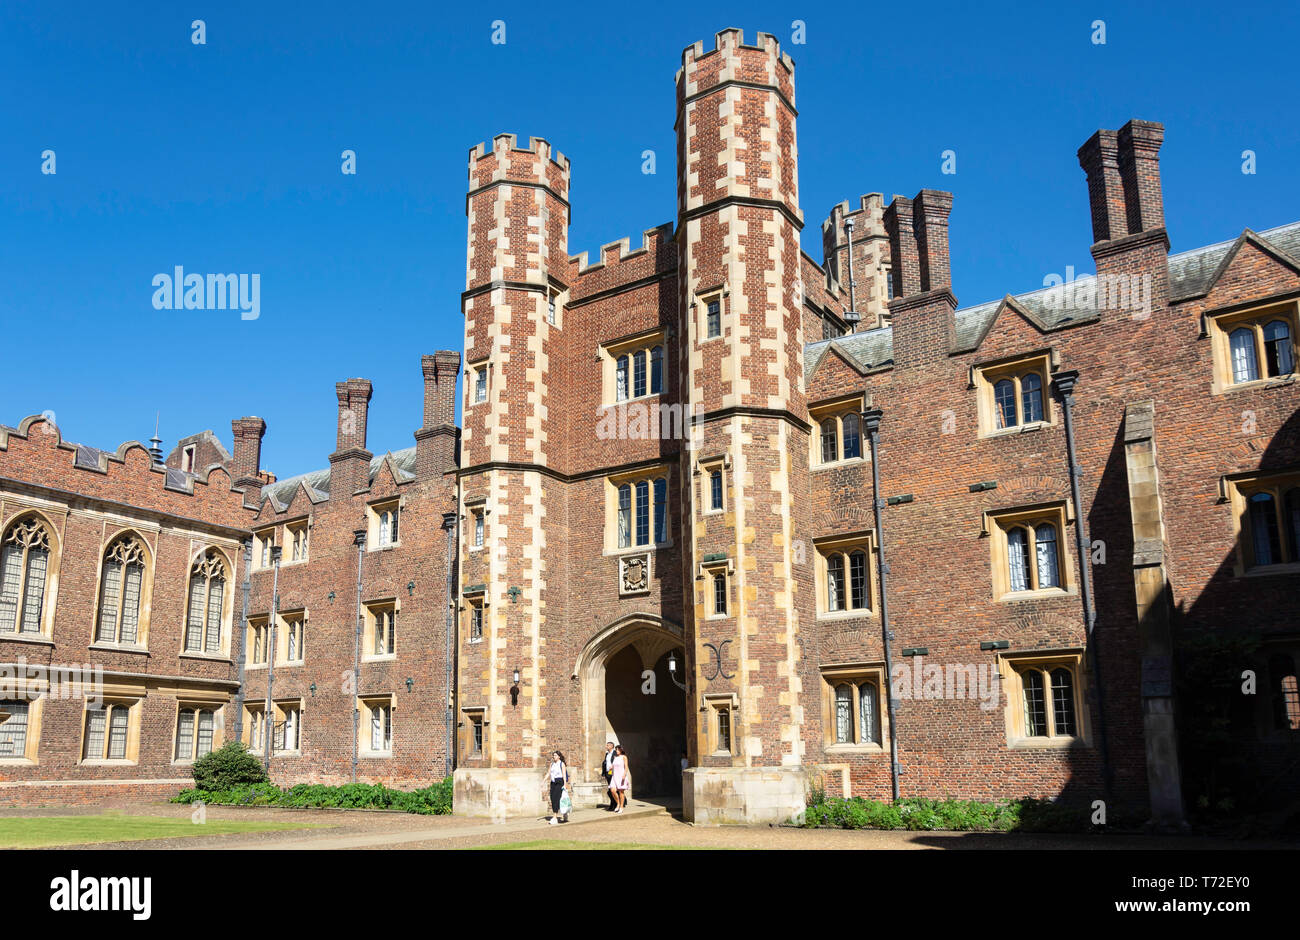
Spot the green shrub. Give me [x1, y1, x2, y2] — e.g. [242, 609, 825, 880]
[171, 776, 455, 816]
[795, 793, 1090, 833]
[190, 742, 269, 791]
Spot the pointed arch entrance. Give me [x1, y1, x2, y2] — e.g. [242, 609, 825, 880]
[574, 614, 687, 796]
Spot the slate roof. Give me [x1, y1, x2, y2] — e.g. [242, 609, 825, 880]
[260, 446, 417, 509]
[803, 219, 1300, 377]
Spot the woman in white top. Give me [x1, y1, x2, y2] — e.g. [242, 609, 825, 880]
[544, 750, 570, 824]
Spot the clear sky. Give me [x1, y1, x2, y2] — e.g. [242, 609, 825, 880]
[2, 0, 1296, 480]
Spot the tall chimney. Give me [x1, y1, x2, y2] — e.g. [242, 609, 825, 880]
[883, 195, 922, 299]
[1117, 119, 1165, 236]
[231, 417, 266, 489]
[329, 379, 373, 496]
[1077, 128, 1129, 244]
[914, 189, 954, 293]
[415, 351, 461, 480]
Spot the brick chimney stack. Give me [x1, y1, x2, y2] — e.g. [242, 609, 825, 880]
[329, 378, 373, 496]
[883, 195, 922, 299]
[1117, 120, 1165, 236]
[230, 417, 266, 489]
[914, 189, 954, 293]
[1078, 119, 1169, 290]
[415, 351, 461, 480]
[885, 189, 957, 367]
[1078, 128, 1128, 243]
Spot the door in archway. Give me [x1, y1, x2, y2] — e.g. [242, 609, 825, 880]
[604, 646, 686, 796]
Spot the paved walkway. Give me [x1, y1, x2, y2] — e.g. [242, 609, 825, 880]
[218, 800, 668, 850]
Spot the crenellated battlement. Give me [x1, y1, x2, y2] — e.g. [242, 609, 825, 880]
[822, 193, 886, 245]
[677, 27, 794, 80]
[0, 413, 258, 521]
[467, 132, 570, 191]
[568, 222, 676, 277]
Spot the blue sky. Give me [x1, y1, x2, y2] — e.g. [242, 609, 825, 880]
[1, 0, 1296, 480]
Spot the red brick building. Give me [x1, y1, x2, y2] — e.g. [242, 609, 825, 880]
[3, 28, 1297, 826]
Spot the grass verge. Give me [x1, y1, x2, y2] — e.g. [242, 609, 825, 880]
[0, 814, 320, 848]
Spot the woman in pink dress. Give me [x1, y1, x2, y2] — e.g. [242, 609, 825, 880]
[609, 745, 631, 813]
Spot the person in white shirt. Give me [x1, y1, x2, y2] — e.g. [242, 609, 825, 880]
[543, 750, 570, 824]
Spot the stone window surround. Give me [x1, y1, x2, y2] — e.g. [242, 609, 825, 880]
[972, 348, 1058, 439]
[983, 501, 1076, 602]
[820, 663, 888, 753]
[695, 451, 731, 516]
[171, 696, 227, 764]
[997, 650, 1091, 749]
[814, 531, 877, 618]
[362, 598, 398, 661]
[600, 326, 668, 406]
[1204, 298, 1299, 394]
[810, 394, 867, 469]
[1221, 468, 1300, 575]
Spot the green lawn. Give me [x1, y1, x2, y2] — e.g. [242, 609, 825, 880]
[0, 814, 322, 848]
[474, 840, 697, 850]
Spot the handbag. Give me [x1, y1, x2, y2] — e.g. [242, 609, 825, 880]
[558, 762, 572, 815]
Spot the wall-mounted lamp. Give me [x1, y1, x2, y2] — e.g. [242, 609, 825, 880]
[510, 668, 521, 707]
[666, 651, 687, 692]
[405, 677, 414, 693]
[327, 591, 336, 602]
[309, 683, 317, 697]
[407, 580, 415, 597]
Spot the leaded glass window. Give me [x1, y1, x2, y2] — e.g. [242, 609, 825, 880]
[1021, 372, 1044, 423]
[994, 378, 1017, 429]
[1034, 523, 1060, 589]
[186, 550, 227, 654]
[0, 700, 29, 757]
[617, 484, 631, 548]
[0, 517, 51, 635]
[820, 419, 838, 464]
[635, 480, 650, 545]
[1022, 670, 1047, 737]
[1250, 492, 1281, 567]
[859, 682, 880, 744]
[835, 684, 853, 743]
[1264, 320, 1295, 376]
[1007, 527, 1030, 593]
[842, 412, 861, 460]
[849, 549, 868, 609]
[633, 350, 647, 398]
[653, 477, 667, 543]
[1050, 668, 1076, 736]
[1231, 327, 1259, 384]
[827, 554, 845, 612]
[97, 535, 147, 645]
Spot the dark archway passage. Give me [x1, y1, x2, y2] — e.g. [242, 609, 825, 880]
[604, 646, 687, 796]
